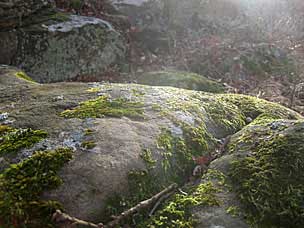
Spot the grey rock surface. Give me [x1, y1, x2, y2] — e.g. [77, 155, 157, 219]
[0, 14, 126, 83]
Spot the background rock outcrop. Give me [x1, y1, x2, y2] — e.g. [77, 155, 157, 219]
[0, 0, 55, 30]
[0, 1, 127, 83]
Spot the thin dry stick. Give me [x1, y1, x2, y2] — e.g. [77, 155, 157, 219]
[52, 210, 102, 228]
[105, 183, 178, 227]
[148, 191, 174, 217]
[53, 183, 178, 228]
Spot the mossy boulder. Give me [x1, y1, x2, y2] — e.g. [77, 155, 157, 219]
[137, 71, 225, 93]
[228, 120, 304, 227]
[0, 13, 126, 83]
[0, 67, 303, 225]
[145, 119, 304, 228]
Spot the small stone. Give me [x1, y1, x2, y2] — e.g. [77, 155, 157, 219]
[245, 117, 253, 124]
[0, 112, 9, 121]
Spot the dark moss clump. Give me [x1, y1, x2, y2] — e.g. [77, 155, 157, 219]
[60, 96, 145, 119]
[0, 148, 73, 227]
[230, 124, 304, 227]
[0, 128, 47, 156]
[70, 0, 83, 10]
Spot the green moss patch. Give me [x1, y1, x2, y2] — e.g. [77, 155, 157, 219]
[218, 94, 301, 120]
[81, 140, 96, 149]
[229, 122, 304, 227]
[200, 93, 301, 131]
[140, 149, 156, 169]
[60, 96, 145, 119]
[156, 127, 210, 184]
[0, 125, 13, 137]
[0, 148, 73, 227]
[14, 71, 36, 83]
[138, 71, 225, 93]
[142, 181, 221, 228]
[0, 128, 47, 156]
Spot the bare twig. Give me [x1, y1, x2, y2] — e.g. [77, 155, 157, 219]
[52, 210, 102, 228]
[149, 191, 175, 217]
[106, 183, 177, 227]
[53, 183, 178, 228]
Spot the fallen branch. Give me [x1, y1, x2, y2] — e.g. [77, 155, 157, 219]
[52, 183, 178, 228]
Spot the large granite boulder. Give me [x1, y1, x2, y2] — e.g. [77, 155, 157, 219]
[192, 119, 304, 228]
[0, 67, 302, 227]
[0, 13, 126, 83]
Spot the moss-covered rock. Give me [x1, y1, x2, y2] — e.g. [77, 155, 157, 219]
[0, 67, 302, 225]
[137, 71, 225, 93]
[229, 120, 304, 227]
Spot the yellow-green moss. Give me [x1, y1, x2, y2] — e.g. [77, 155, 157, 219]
[86, 87, 100, 93]
[0, 128, 47, 156]
[142, 181, 221, 228]
[219, 94, 301, 120]
[0, 148, 73, 227]
[0, 125, 13, 137]
[229, 122, 304, 227]
[60, 96, 145, 119]
[84, 128, 94, 136]
[156, 128, 198, 184]
[15, 71, 36, 83]
[200, 93, 301, 132]
[140, 149, 156, 168]
[226, 206, 240, 217]
[81, 140, 96, 149]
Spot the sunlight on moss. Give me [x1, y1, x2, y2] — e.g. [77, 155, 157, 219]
[0, 128, 47, 156]
[142, 181, 220, 228]
[60, 96, 145, 119]
[14, 71, 36, 83]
